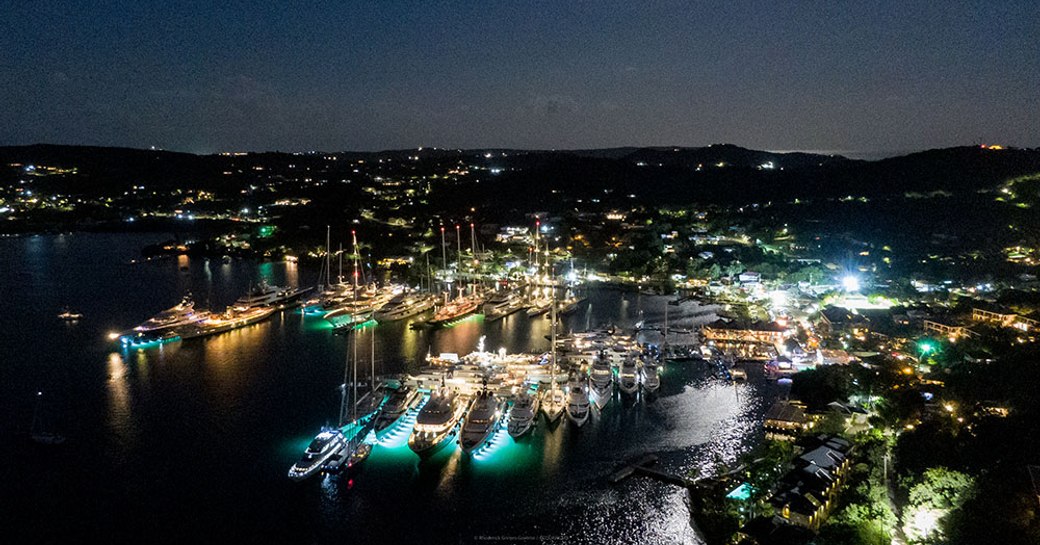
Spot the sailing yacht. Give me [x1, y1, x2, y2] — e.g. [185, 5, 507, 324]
[459, 386, 503, 454]
[426, 289, 482, 327]
[565, 377, 591, 427]
[540, 292, 566, 424]
[618, 358, 640, 396]
[588, 357, 614, 410]
[507, 389, 540, 439]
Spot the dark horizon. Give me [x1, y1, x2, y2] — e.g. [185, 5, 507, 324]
[0, 140, 1010, 163]
[3, 1, 1038, 154]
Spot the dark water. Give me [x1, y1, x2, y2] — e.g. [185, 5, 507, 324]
[0, 233, 780, 545]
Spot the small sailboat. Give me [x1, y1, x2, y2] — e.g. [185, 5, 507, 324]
[30, 391, 66, 445]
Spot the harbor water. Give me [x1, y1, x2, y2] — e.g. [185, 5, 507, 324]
[1, 233, 781, 544]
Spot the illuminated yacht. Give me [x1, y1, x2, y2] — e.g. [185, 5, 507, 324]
[507, 389, 540, 439]
[565, 378, 591, 427]
[233, 281, 309, 310]
[374, 292, 437, 322]
[540, 384, 566, 424]
[132, 294, 208, 333]
[287, 429, 346, 481]
[373, 386, 421, 437]
[408, 386, 467, 456]
[588, 358, 614, 410]
[640, 360, 661, 393]
[426, 295, 481, 327]
[459, 387, 503, 453]
[618, 358, 640, 396]
[483, 289, 526, 321]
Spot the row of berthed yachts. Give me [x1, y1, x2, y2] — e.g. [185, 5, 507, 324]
[288, 330, 661, 481]
[315, 280, 584, 330]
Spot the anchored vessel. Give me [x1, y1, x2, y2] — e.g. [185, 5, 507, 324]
[58, 307, 83, 321]
[459, 387, 503, 453]
[408, 386, 467, 456]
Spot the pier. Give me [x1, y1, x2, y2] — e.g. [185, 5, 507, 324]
[609, 453, 695, 488]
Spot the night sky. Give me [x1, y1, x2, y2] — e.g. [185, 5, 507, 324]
[2, 1, 1037, 154]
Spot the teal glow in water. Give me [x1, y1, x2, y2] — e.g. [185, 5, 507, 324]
[6, 233, 779, 545]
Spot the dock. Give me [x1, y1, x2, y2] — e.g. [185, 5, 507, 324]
[609, 453, 695, 487]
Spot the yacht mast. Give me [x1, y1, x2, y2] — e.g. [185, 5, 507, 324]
[470, 223, 477, 270]
[550, 272, 557, 393]
[351, 230, 360, 291]
[339, 336, 351, 427]
[440, 226, 447, 277]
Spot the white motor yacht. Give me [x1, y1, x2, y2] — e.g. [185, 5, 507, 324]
[408, 387, 467, 456]
[507, 390, 540, 439]
[287, 429, 346, 481]
[640, 361, 661, 392]
[565, 378, 591, 427]
[618, 358, 640, 396]
[588, 358, 614, 410]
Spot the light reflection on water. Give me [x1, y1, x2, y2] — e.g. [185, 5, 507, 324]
[5, 234, 779, 545]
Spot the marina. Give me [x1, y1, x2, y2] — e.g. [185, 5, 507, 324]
[6, 233, 780, 545]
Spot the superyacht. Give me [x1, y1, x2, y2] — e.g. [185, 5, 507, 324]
[372, 386, 422, 437]
[565, 377, 591, 427]
[408, 386, 468, 456]
[588, 357, 614, 410]
[374, 292, 437, 321]
[459, 386, 503, 454]
[618, 358, 640, 396]
[287, 429, 346, 481]
[507, 389, 540, 439]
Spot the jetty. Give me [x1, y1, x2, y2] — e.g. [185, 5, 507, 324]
[609, 453, 695, 487]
